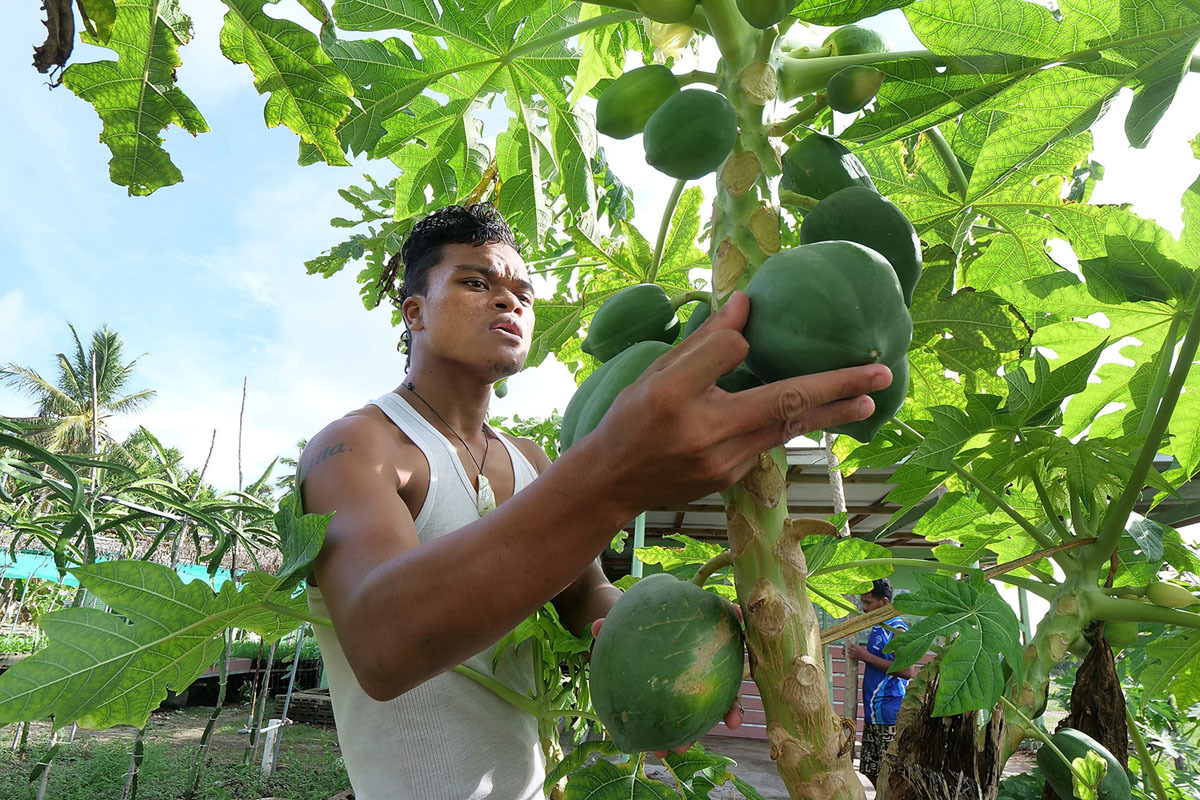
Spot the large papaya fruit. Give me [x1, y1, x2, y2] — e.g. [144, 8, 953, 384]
[741, 241, 912, 441]
[1036, 728, 1131, 800]
[643, 89, 738, 180]
[736, 0, 791, 29]
[780, 133, 876, 200]
[822, 25, 891, 56]
[560, 340, 672, 451]
[825, 65, 885, 113]
[596, 66, 681, 140]
[799, 186, 922, 305]
[635, 0, 697, 23]
[590, 573, 744, 752]
[582, 284, 681, 362]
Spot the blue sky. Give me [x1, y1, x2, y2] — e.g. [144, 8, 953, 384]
[2, 3, 1198, 492]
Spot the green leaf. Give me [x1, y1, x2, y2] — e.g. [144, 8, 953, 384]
[60, 0, 209, 196]
[1079, 208, 1193, 303]
[571, 6, 635, 104]
[323, 37, 431, 158]
[77, 0, 118, 43]
[1141, 628, 1200, 709]
[275, 493, 329, 589]
[1071, 750, 1107, 800]
[804, 536, 894, 618]
[0, 563, 308, 730]
[1001, 343, 1107, 428]
[545, 740, 622, 793]
[219, 0, 353, 167]
[909, 398, 1000, 471]
[889, 572, 1022, 716]
[790, 0, 916, 25]
[635, 534, 725, 573]
[563, 758, 679, 799]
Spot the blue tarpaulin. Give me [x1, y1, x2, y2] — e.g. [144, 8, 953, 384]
[0, 551, 232, 588]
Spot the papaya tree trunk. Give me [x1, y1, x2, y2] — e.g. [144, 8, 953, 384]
[701, 2, 865, 795]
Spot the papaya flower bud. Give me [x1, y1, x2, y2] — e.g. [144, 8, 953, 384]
[645, 21, 694, 62]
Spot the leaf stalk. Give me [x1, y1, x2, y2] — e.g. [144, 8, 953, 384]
[925, 127, 969, 200]
[648, 179, 687, 283]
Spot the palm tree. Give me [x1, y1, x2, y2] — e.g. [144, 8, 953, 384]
[0, 324, 156, 455]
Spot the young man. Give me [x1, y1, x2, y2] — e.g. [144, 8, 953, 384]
[298, 204, 892, 799]
[846, 578, 919, 787]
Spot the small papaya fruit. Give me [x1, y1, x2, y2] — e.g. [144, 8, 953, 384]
[1146, 580, 1198, 608]
[822, 25, 891, 57]
[596, 66, 681, 140]
[799, 186, 921, 305]
[635, 0, 697, 24]
[681, 298, 710, 338]
[1036, 728, 1131, 800]
[643, 89, 738, 180]
[560, 340, 672, 451]
[582, 283, 681, 363]
[825, 65, 885, 113]
[736, 0, 791, 29]
[780, 133, 876, 201]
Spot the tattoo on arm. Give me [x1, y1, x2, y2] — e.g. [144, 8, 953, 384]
[300, 442, 352, 477]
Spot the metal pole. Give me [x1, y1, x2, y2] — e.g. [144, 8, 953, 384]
[269, 624, 308, 774]
[1018, 586, 1032, 644]
[631, 512, 646, 578]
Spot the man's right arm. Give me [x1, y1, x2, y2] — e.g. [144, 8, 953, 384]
[301, 291, 892, 702]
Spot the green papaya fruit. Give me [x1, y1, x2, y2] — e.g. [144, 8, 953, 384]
[560, 340, 672, 451]
[644, 89, 738, 180]
[1036, 728, 1130, 800]
[596, 66, 681, 140]
[736, 0, 791, 29]
[1145, 580, 1198, 608]
[492, 378, 508, 398]
[827, 352, 907, 442]
[741, 241, 912, 439]
[681, 298, 711, 338]
[717, 365, 764, 394]
[825, 65, 885, 113]
[780, 133, 876, 200]
[799, 186, 922, 305]
[590, 574, 744, 752]
[582, 284, 681, 362]
[822, 25, 891, 57]
[635, 0, 697, 23]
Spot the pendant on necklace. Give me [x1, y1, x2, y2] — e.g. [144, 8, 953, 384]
[476, 473, 496, 516]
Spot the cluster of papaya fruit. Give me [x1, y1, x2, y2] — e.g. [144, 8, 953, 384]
[564, 130, 919, 450]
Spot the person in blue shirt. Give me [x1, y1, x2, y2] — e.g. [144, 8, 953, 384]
[846, 578, 919, 787]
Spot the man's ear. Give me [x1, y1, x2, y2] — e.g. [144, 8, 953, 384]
[402, 296, 425, 332]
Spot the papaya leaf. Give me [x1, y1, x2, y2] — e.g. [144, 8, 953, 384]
[0, 562, 310, 730]
[60, 0, 208, 196]
[218, 0, 353, 167]
[1079, 208, 1193, 303]
[909, 397, 1001, 471]
[803, 536, 894, 618]
[635, 534, 725, 574]
[888, 572, 1022, 716]
[789, 0, 916, 26]
[1000, 343, 1106, 428]
[563, 758, 679, 799]
[572, 6, 638, 104]
[275, 493, 329, 590]
[322, 37, 431, 158]
[77, 0, 117, 43]
[544, 739, 621, 794]
[662, 743, 765, 800]
[1141, 628, 1200, 709]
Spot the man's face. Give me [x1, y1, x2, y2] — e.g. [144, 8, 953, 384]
[860, 593, 888, 613]
[404, 241, 535, 379]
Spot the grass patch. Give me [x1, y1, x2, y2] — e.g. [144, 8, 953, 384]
[0, 706, 348, 800]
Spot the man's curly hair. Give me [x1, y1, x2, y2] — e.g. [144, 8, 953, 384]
[380, 203, 520, 356]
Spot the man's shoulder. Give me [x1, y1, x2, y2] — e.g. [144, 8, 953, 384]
[500, 432, 553, 474]
[300, 406, 409, 482]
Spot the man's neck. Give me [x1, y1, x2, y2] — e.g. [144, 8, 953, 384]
[397, 360, 495, 438]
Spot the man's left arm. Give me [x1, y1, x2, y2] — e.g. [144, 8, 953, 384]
[511, 437, 622, 637]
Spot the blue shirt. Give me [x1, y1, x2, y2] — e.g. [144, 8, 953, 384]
[861, 616, 909, 725]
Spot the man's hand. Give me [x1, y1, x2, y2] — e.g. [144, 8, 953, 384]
[575, 290, 892, 524]
[589, 599, 744, 758]
[847, 644, 869, 662]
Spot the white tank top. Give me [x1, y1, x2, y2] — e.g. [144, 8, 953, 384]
[308, 392, 546, 799]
